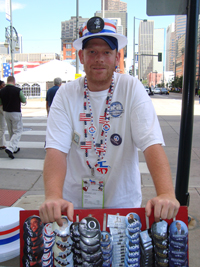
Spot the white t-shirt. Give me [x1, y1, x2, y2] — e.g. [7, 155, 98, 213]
[46, 73, 164, 209]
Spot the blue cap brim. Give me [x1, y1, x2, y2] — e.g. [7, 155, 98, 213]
[82, 36, 118, 51]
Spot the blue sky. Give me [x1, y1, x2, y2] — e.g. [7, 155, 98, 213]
[0, 0, 175, 68]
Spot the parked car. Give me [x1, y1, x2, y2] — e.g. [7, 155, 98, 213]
[154, 88, 161, 94]
[160, 88, 169, 95]
[144, 86, 150, 94]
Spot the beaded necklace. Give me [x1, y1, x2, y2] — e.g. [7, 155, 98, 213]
[80, 75, 114, 176]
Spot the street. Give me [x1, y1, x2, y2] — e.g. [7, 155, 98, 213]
[0, 93, 200, 266]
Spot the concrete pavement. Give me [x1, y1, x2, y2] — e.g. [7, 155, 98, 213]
[0, 93, 200, 266]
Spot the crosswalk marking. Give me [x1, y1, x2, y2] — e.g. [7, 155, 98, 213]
[0, 117, 149, 174]
[5, 130, 46, 136]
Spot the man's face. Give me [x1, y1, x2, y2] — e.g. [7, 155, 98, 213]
[0, 82, 5, 89]
[176, 222, 181, 230]
[79, 38, 120, 90]
[30, 218, 39, 232]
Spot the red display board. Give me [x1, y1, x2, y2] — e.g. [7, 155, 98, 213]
[20, 206, 188, 266]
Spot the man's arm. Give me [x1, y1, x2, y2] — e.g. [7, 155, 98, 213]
[46, 101, 49, 115]
[19, 90, 27, 103]
[144, 144, 180, 222]
[39, 148, 74, 225]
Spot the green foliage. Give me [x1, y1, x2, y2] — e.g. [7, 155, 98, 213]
[171, 76, 183, 88]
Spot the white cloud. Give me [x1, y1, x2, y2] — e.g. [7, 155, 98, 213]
[0, 1, 25, 12]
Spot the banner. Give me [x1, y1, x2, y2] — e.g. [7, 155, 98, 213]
[5, 0, 11, 22]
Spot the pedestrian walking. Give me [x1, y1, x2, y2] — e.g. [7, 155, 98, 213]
[0, 80, 6, 149]
[0, 76, 26, 159]
[46, 78, 62, 115]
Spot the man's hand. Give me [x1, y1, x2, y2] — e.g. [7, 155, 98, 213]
[145, 194, 180, 222]
[39, 198, 74, 226]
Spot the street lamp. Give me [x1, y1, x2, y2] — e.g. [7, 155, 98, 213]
[133, 16, 147, 77]
[4, 26, 19, 76]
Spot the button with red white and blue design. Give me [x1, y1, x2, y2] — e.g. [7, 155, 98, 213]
[110, 134, 122, 146]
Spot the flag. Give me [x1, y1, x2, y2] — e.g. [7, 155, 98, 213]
[96, 143, 106, 153]
[80, 113, 91, 121]
[80, 141, 92, 149]
[99, 116, 106, 124]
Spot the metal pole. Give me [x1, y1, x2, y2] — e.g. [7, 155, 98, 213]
[133, 16, 135, 76]
[76, 0, 79, 74]
[10, 0, 14, 76]
[175, 0, 199, 206]
[102, 0, 104, 18]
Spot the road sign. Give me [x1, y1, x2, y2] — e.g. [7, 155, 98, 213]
[147, 0, 189, 15]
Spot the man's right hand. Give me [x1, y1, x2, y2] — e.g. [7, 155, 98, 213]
[39, 198, 74, 226]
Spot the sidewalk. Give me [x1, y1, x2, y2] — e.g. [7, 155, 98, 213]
[1, 93, 200, 266]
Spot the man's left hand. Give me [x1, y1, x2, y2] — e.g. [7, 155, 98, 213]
[145, 194, 180, 222]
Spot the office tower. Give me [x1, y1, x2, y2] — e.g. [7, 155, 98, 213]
[166, 23, 175, 72]
[138, 20, 154, 80]
[175, 15, 187, 40]
[61, 16, 89, 60]
[101, 0, 127, 12]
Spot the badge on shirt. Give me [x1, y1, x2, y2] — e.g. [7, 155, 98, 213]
[72, 131, 80, 146]
[82, 178, 104, 208]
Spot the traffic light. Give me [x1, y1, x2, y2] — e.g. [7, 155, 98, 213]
[129, 69, 133, 75]
[158, 53, 162, 62]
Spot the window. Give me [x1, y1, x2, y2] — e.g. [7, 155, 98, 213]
[66, 44, 71, 49]
[66, 51, 72, 56]
[22, 83, 31, 97]
[31, 83, 40, 96]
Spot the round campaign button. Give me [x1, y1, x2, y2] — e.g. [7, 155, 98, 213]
[81, 248, 102, 263]
[80, 232, 101, 246]
[110, 134, 122, 146]
[52, 216, 72, 237]
[87, 16, 104, 33]
[78, 217, 100, 238]
[23, 216, 43, 238]
[102, 123, 110, 132]
[88, 126, 96, 135]
[70, 222, 80, 237]
[44, 223, 55, 238]
[80, 239, 100, 254]
[100, 231, 112, 247]
[23, 233, 44, 247]
[22, 256, 42, 267]
[125, 213, 141, 226]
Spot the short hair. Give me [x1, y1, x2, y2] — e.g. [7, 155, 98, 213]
[54, 77, 62, 86]
[0, 80, 5, 86]
[7, 76, 15, 84]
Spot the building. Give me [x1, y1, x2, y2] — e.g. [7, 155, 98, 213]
[174, 15, 187, 78]
[138, 20, 154, 80]
[101, 0, 127, 11]
[166, 23, 175, 72]
[61, 16, 89, 60]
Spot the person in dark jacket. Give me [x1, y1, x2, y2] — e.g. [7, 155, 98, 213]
[0, 76, 26, 159]
[0, 80, 6, 149]
[46, 77, 62, 115]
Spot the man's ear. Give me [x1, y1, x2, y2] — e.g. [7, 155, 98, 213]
[78, 50, 84, 64]
[116, 51, 120, 66]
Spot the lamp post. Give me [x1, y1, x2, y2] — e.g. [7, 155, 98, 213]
[4, 26, 19, 76]
[76, 0, 79, 74]
[4, 0, 19, 77]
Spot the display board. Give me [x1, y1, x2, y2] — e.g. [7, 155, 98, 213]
[20, 206, 188, 266]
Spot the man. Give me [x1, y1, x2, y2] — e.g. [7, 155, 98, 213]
[0, 80, 6, 149]
[39, 17, 179, 226]
[0, 76, 26, 159]
[174, 221, 185, 235]
[46, 77, 62, 115]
